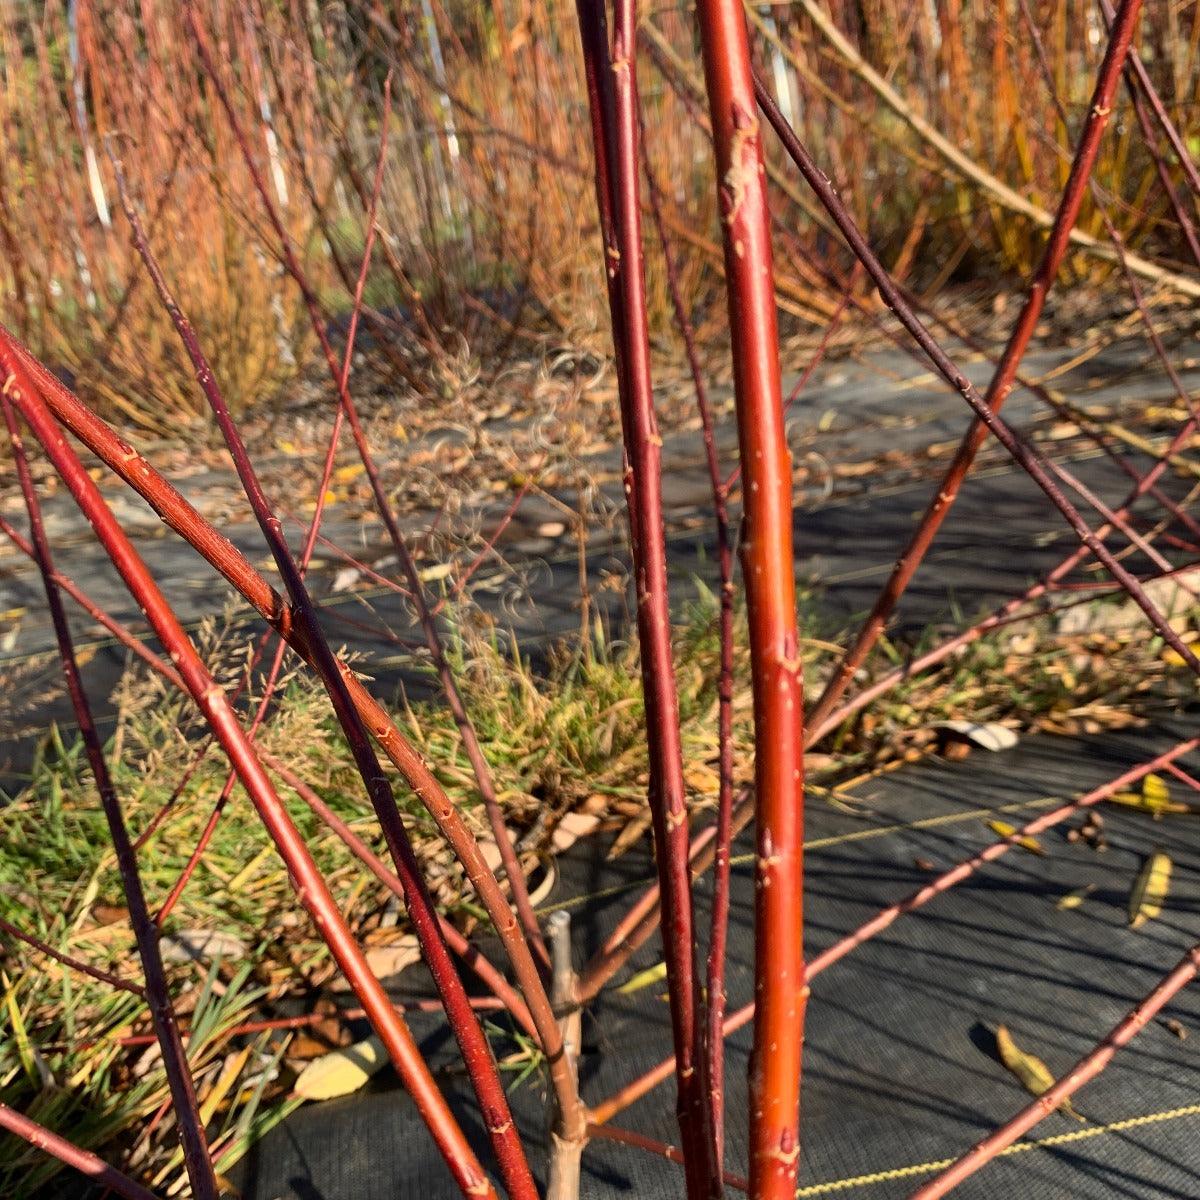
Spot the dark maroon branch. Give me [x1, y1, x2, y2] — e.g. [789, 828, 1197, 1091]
[0, 388, 218, 1200]
[572, 1, 715, 1193]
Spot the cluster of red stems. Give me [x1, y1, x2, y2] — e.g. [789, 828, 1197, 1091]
[2, 1, 1200, 1198]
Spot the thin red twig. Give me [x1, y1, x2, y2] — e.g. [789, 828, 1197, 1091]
[0, 1103, 160, 1200]
[911, 943, 1200, 1198]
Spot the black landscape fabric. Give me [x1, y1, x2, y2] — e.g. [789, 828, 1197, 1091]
[232, 716, 1200, 1200]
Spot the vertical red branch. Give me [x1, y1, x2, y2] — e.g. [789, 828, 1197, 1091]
[573, 2, 716, 1195]
[693, 3, 806, 1197]
[638, 99, 738, 1178]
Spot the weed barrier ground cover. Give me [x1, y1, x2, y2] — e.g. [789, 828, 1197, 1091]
[226, 718, 1200, 1199]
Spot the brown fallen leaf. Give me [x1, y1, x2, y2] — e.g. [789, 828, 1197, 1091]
[995, 1024, 1084, 1121]
[1164, 1018, 1188, 1041]
[608, 808, 652, 861]
[91, 903, 130, 926]
[1129, 852, 1172, 929]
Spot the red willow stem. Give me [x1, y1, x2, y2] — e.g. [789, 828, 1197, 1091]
[694, 3, 806, 1197]
[183, 6, 550, 972]
[0, 913, 145, 998]
[809, 362, 1200, 743]
[911, 942, 1200, 1199]
[759, 206, 1200, 547]
[722, 273, 858, 496]
[4, 329, 577, 1141]
[901, 291, 1200, 546]
[0, 391, 218, 1200]
[1015, 0, 1200, 437]
[1163, 760, 1200, 792]
[574, 3, 715, 1193]
[1, 497, 540, 1047]
[575, 797, 744, 1004]
[114, 176, 536, 1200]
[637, 83, 738, 1178]
[0, 508, 536, 1046]
[0, 346, 495, 1200]
[793, 0, 1165, 738]
[0, 1103, 160, 1200]
[1043, 457, 1179, 578]
[1115, 41, 1200, 268]
[574, 276, 859, 1006]
[589, 736, 1200, 1125]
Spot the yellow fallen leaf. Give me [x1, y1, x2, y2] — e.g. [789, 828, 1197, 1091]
[1055, 883, 1095, 910]
[1108, 773, 1194, 817]
[293, 1035, 387, 1100]
[334, 463, 365, 483]
[1161, 635, 1200, 667]
[986, 820, 1045, 855]
[1143, 775, 1170, 807]
[995, 1024, 1084, 1120]
[617, 961, 668, 995]
[1129, 851, 1172, 929]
